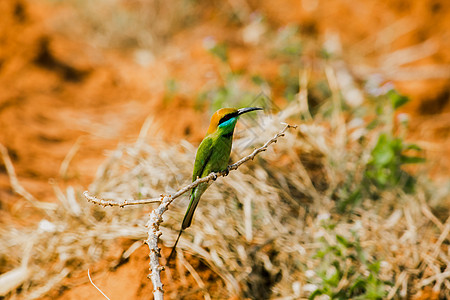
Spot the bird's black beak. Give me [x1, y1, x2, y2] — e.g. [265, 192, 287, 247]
[237, 107, 263, 116]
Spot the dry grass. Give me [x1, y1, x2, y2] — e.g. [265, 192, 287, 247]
[2, 82, 448, 299]
[1, 1, 449, 299]
[47, 0, 205, 55]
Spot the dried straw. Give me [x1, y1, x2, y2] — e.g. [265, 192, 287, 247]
[1, 73, 449, 299]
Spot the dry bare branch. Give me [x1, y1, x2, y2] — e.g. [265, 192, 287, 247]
[84, 124, 296, 208]
[85, 124, 296, 300]
[83, 191, 161, 207]
[146, 124, 296, 300]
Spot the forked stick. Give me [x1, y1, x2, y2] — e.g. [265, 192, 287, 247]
[85, 124, 296, 300]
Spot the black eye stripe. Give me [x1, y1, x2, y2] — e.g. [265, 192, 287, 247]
[218, 112, 238, 125]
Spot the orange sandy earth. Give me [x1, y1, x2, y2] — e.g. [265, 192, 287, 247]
[0, 0, 449, 299]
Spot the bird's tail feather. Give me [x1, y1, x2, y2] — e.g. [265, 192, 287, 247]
[181, 192, 201, 230]
[167, 229, 183, 265]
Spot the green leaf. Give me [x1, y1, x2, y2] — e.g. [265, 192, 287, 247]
[390, 138, 404, 153]
[405, 143, 422, 151]
[370, 134, 394, 166]
[366, 119, 379, 130]
[314, 250, 326, 259]
[309, 289, 323, 300]
[326, 271, 340, 287]
[388, 89, 410, 109]
[251, 75, 265, 85]
[209, 43, 228, 62]
[400, 155, 426, 164]
[336, 235, 351, 248]
[350, 276, 367, 293]
[368, 261, 380, 273]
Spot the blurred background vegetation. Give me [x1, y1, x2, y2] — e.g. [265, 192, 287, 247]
[0, 0, 449, 299]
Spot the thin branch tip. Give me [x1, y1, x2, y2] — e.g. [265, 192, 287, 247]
[84, 190, 161, 207]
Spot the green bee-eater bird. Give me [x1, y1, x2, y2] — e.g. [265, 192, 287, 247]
[168, 107, 263, 263]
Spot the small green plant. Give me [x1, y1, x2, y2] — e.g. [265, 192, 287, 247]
[364, 133, 424, 192]
[308, 223, 391, 299]
[364, 89, 424, 193]
[387, 89, 409, 110]
[336, 89, 424, 211]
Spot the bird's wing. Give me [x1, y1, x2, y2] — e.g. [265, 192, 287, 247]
[192, 136, 214, 182]
[182, 182, 209, 229]
[181, 136, 214, 230]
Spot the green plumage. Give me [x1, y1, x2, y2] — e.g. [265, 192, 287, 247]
[181, 122, 235, 229]
[167, 107, 262, 265]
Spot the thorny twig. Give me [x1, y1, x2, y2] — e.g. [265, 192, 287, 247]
[84, 124, 296, 300]
[83, 192, 161, 207]
[84, 124, 296, 207]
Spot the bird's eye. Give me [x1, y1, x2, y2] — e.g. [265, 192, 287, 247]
[218, 115, 231, 125]
[218, 112, 239, 125]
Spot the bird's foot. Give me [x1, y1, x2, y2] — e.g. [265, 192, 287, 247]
[212, 173, 218, 181]
[223, 167, 230, 176]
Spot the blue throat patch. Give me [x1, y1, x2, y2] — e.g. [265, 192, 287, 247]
[218, 116, 237, 130]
